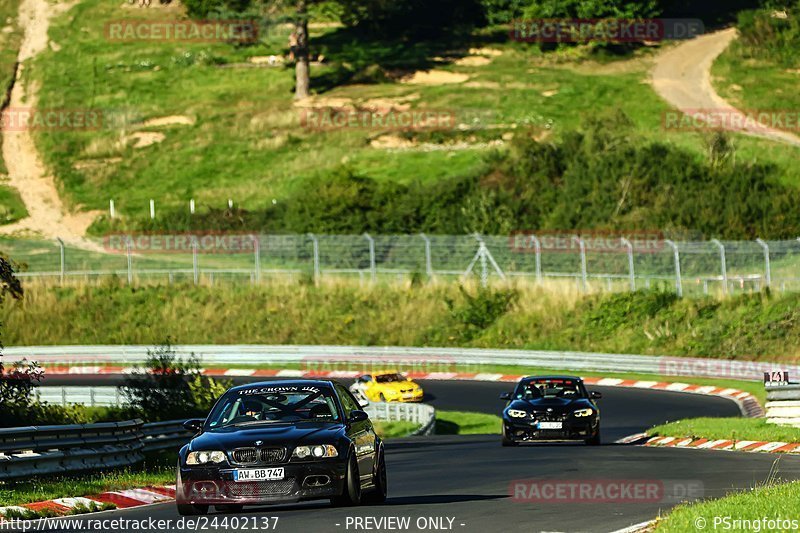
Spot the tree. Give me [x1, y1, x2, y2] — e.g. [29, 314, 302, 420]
[0, 254, 31, 422]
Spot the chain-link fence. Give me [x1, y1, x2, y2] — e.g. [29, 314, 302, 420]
[3, 234, 800, 295]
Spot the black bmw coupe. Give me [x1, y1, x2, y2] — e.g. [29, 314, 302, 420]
[500, 375, 602, 446]
[176, 380, 387, 515]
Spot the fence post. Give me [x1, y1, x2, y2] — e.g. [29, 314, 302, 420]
[664, 240, 683, 297]
[191, 236, 199, 285]
[621, 237, 635, 291]
[420, 233, 433, 280]
[711, 239, 728, 295]
[308, 233, 320, 284]
[190, 199, 195, 214]
[56, 237, 65, 285]
[529, 234, 542, 284]
[125, 236, 133, 285]
[755, 238, 771, 288]
[109, 199, 115, 219]
[573, 236, 588, 292]
[149, 199, 155, 219]
[479, 243, 489, 288]
[364, 233, 376, 283]
[252, 235, 261, 284]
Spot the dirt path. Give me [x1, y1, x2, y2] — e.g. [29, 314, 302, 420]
[652, 28, 800, 147]
[0, 0, 99, 246]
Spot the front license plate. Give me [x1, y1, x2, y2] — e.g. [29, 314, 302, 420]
[539, 422, 563, 429]
[233, 468, 284, 482]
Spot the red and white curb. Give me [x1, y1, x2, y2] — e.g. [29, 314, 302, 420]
[0, 486, 175, 519]
[643, 436, 800, 455]
[41, 365, 765, 418]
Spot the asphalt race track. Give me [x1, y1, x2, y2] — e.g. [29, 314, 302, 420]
[31, 377, 800, 533]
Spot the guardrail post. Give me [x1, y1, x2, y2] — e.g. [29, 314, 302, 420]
[90, 388, 96, 407]
[191, 236, 199, 285]
[573, 236, 588, 292]
[621, 237, 635, 291]
[755, 238, 771, 288]
[711, 239, 728, 295]
[61, 387, 67, 406]
[252, 235, 261, 284]
[664, 240, 683, 297]
[149, 199, 155, 219]
[56, 237, 65, 285]
[364, 233, 376, 283]
[420, 233, 433, 280]
[125, 236, 133, 285]
[109, 199, 115, 219]
[308, 233, 320, 284]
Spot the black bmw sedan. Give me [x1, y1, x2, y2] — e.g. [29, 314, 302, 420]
[500, 375, 602, 446]
[176, 380, 387, 515]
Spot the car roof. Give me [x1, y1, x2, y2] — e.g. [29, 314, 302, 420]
[228, 379, 336, 392]
[521, 375, 582, 381]
[372, 370, 401, 376]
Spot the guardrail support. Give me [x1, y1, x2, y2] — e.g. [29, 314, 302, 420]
[755, 238, 771, 288]
[364, 233, 376, 283]
[664, 240, 683, 297]
[621, 237, 635, 291]
[308, 233, 320, 284]
[711, 239, 728, 294]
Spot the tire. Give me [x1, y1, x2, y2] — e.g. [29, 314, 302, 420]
[215, 504, 244, 513]
[331, 453, 362, 507]
[585, 430, 601, 446]
[177, 504, 209, 516]
[363, 449, 387, 504]
[501, 427, 517, 447]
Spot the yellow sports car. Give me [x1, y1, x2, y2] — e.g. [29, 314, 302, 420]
[350, 371, 424, 403]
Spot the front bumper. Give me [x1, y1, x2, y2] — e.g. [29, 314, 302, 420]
[503, 418, 599, 442]
[384, 390, 424, 403]
[177, 461, 346, 505]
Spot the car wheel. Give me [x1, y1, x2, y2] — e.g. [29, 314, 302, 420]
[585, 430, 601, 446]
[331, 453, 362, 507]
[177, 504, 209, 516]
[363, 448, 387, 504]
[501, 427, 517, 447]
[214, 504, 244, 513]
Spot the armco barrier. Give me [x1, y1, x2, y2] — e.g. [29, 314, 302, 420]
[0, 420, 191, 481]
[364, 402, 436, 436]
[4, 345, 798, 382]
[766, 385, 800, 428]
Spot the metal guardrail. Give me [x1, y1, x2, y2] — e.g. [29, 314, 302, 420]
[6, 345, 799, 382]
[364, 402, 436, 436]
[0, 419, 191, 481]
[766, 385, 800, 428]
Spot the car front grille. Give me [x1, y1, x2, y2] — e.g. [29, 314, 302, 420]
[228, 479, 295, 499]
[231, 447, 286, 465]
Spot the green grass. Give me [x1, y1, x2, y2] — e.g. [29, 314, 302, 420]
[648, 417, 800, 443]
[26, 0, 800, 227]
[373, 420, 421, 439]
[434, 410, 501, 435]
[656, 481, 800, 532]
[0, 467, 174, 507]
[0, 0, 22, 176]
[0, 184, 26, 225]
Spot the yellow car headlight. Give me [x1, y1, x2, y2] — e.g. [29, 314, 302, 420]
[574, 408, 594, 417]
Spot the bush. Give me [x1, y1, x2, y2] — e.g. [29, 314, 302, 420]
[446, 286, 518, 340]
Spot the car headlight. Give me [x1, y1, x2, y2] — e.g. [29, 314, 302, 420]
[574, 408, 594, 417]
[292, 444, 338, 459]
[186, 451, 227, 465]
[507, 409, 528, 418]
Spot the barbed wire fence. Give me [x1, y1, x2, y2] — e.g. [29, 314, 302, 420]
[2, 234, 800, 296]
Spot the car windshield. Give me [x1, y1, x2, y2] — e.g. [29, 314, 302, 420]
[206, 385, 341, 429]
[519, 379, 585, 399]
[375, 373, 405, 383]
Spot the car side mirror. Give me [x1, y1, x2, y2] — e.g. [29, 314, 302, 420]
[183, 419, 204, 433]
[590, 391, 602, 400]
[499, 392, 512, 401]
[349, 410, 369, 423]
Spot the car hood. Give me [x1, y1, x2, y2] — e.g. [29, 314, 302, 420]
[376, 381, 418, 391]
[190, 422, 344, 450]
[507, 397, 593, 413]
